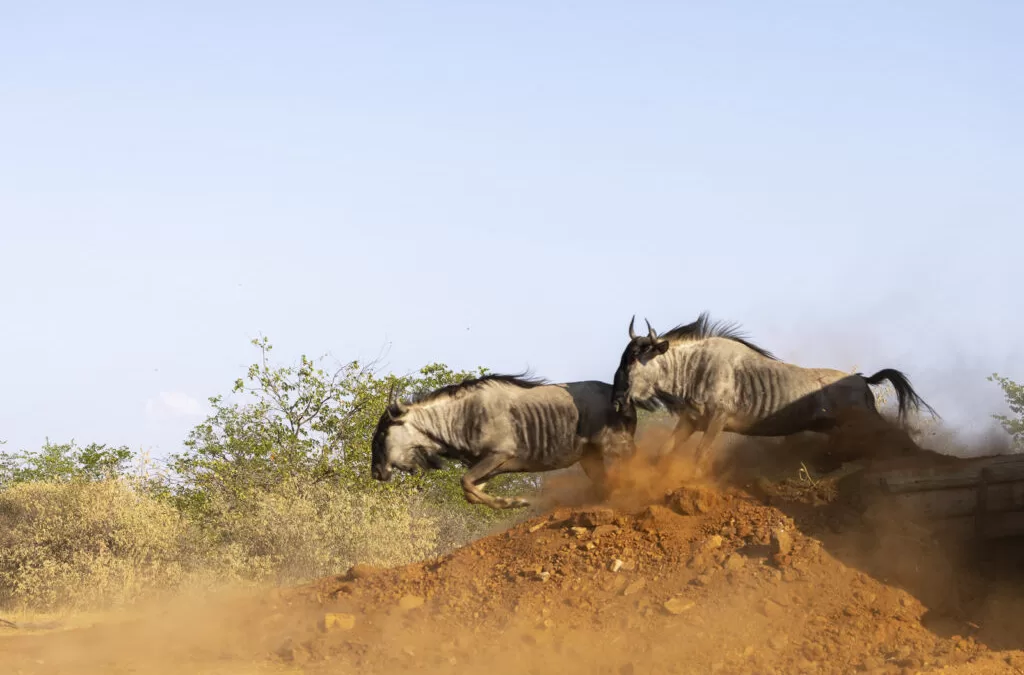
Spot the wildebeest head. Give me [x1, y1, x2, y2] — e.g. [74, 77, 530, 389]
[370, 401, 445, 481]
[611, 315, 670, 413]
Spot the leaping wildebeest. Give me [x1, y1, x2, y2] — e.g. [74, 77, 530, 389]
[610, 312, 937, 473]
[370, 373, 637, 509]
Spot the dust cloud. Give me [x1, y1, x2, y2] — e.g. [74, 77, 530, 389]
[3, 411, 1024, 675]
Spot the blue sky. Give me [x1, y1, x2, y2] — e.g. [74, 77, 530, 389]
[1, 1, 1021, 457]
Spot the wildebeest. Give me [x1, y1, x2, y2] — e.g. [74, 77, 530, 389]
[370, 373, 637, 509]
[611, 312, 937, 473]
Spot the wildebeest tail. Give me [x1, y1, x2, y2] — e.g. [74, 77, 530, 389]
[864, 368, 939, 423]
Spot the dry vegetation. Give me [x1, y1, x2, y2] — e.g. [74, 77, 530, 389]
[0, 476, 498, 612]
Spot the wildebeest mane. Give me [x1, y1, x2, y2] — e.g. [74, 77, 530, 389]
[660, 311, 778, 361]
[408, 372, 548, 405]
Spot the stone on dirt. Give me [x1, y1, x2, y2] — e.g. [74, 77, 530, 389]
[724, 553, 745, 571]
[623, 578, 647, 596]
[702, 535, 724, 553]
[637, 505, 683, 531]
[663, 598, 696, 615]
[666, 485, 721, 515]
[571, 508, 616, 527]
[320, 612, 356, 632]
[770, 527, 793, 556]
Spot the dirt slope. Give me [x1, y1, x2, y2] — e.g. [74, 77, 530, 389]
[3, 425, 1024, 674]
[266, 476, 1022, 675]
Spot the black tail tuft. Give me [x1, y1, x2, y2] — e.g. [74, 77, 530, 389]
[864, 368, 939, 424]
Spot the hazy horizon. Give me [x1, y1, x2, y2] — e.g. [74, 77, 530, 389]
[2, 1, 1021, 458]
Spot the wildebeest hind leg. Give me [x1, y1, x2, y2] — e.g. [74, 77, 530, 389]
[461, 453, 529, 510]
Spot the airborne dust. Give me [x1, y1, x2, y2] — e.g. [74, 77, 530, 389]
[3, 412, 1024, 675]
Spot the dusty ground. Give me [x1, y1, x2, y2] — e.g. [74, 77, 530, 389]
[3, 417, 1024, 674]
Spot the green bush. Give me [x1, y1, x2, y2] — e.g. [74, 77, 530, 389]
[0, 335, 547, 611]
[989, 373, 1024, 451]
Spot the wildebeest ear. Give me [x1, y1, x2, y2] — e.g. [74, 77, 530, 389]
[386, 402, 406, 419]
[652, 340, 670, 356]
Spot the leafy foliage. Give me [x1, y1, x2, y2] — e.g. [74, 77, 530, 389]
[0, 335, 555, 610]
[0, 439, 134, 489]
[989, 373, 1024, 451]
[168, 337, 533, 520]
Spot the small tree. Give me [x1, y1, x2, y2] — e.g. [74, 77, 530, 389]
[168, 336, 530, 519]
[0, 439, 134, 490]
[989, 373, 1024, 451]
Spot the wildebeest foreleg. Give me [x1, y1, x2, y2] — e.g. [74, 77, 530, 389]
[579, 445, 609, 497]
[460, 453, 530, 510]
[691, 412, 728, 476]
[658, 415, 696, 458]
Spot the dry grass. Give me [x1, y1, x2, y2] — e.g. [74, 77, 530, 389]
[0, 478, 491, 612]
[0, 480, 188, 610]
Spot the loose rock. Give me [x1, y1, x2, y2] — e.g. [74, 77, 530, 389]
[623, 579, 647, 596]
[702, 535, 724, 553]
[319, 613, 356, 632]
[663, 598, 696, 615]
[770, 527, 793, 557]
[725, 553, 745, 571]
[572, 508, 616, 528]
[761, 599, 785, 618]
[666, 486, 721, 516]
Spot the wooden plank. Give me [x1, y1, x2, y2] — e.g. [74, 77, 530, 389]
[977, 467, 990, 539]
[867, 454, 1024, 494]
[841, 454, 1024, 540]
[869, 481, 1024, 520]
[881, 509, 1024, 541]
[985, 511, 1024, 539]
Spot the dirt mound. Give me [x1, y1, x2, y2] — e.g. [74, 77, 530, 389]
[3, 422, 1024, 674]
[261, 473, 1022, 674]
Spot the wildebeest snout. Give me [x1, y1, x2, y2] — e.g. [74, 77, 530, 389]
[371, 463, 391, 481]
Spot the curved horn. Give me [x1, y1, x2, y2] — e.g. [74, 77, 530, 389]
[645, 318, 657, 340]
[628, 315, 637, 340]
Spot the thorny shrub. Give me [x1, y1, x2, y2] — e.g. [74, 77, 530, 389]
[200, 478, 442, 585]
[0, 480, 187, 610]
[0, 477, 487, 611]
